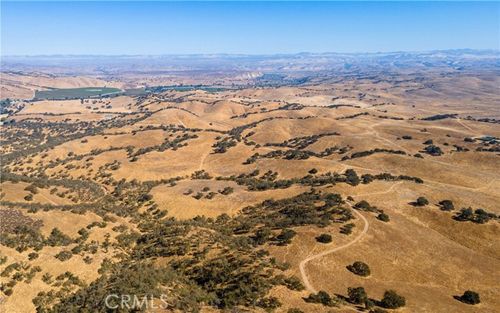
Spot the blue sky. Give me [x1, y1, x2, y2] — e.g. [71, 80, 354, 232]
[1, 1, 499, 55]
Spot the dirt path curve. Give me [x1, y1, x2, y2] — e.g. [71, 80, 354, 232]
[38, 192, 58, 205]
[299, 182, 402, 294]
[176, 117, 186, 128]
[456, 118, 476, 133]
[299, 209, 369, 294]
[198, 151, 210, 171]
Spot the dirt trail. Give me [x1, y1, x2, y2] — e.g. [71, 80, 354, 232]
[299, 182, 402, 294]
[456, 118, 475, 133]
[37, 192, 58, 205]
[299, 208, 369, 294]
[176, 117, 186, 128]
[198, 151, 210, 171]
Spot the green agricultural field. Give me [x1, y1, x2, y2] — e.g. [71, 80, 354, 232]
[145, 85, 229, 93]
[34, 87, 122, 100]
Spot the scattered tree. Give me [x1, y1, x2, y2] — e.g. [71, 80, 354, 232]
[347, 261, 371, 277]
[377, 213, 390, 222]
[347, 286, 368, 304]
[316, 234, 332, 243]
[457, 290, 480, 305]
[380, 290, 406, 309]
[414, 196, 429, 206]
[438, 200, 454, 211]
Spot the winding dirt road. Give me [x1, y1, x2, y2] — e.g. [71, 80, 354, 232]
[299, 209, 369, 294]
[299, 182, 402, 294]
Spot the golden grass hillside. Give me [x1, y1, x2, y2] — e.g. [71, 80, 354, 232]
[1, 70, 499, 313]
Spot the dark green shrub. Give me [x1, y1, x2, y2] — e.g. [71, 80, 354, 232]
[28, 252, 39, 260]
[304, 290, 336, 307]
[423, 144, 443, 156]
[458, 290, 480, 305]
[377, 213, 390, 222]
[219, 187, 234, 195]
[46, 228, 72, 246]
[283, 276, 305, 291]
[275, 229, 297, 246]
[439, 200, 454, 211]
[348, 286, 367, 304]
[340, 223, 355, 235]
[347, 261, 371, 276]
[316, 234, 332, 243]
[381, 290, 406, 309]
[345, 169, 360, 186]
[257, 297, 281, 310]
[415, 197, 429, 206]
[54, 250, 73, 262]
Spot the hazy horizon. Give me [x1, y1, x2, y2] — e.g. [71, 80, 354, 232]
[2, 48, 499, 58]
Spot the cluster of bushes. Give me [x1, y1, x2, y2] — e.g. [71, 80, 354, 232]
[354, 200, 380, 213]
[361, 173, 423, 184]
[304, 290, 338, 307]
[464, 116, 500, 124]
[421, 114, 458, 121]
[1, 261, 42, 296]
[346, 287, 405, 310]
[232, 102, 306, 119]
[475, 145, 500, 153]
[218, 186, 234, 195]
[353, 200, 390, 222]
[219, 168, 423, 193]
[212, 116, 288, 153]
[0, 224, 46, 252]
[380, 290, 406, 308]
[54, 250, 73, 261]
[340, 223, 355, 235]
[191, 170, 212, 180]
[375, 114, 404, 121]
[244, 145, 347, 164]
[192, 189, 217, 200]
[212, 136, 238, 153]
[342, 148, 407, 161]
[336, 112, 370, 120]
[46, 228, 73, 246]
[127, 133, 198, 160]
[239, 190, 351, 231]
[35, 260, 210, 312]
[453, 144, 469, 152]
[423, 144, 443, 156]
[454, 208, 497, 224]
[264, 132, 340, 150]
[218, 170, 294, 191]
[255, 228, 297, 246]
[2, 171, 105, 202]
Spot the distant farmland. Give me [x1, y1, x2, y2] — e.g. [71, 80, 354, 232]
[34, 87, 122, 100]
